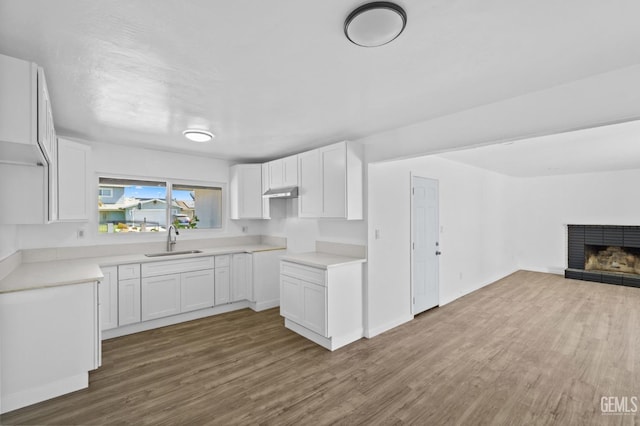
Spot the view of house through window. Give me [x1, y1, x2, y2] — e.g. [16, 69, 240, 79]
[171, 184, 222, 229]
[98, 178, 168, 233]
[98, 178, 223, 233]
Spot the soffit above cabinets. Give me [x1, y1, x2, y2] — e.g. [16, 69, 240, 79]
[1, 1, 640, 162]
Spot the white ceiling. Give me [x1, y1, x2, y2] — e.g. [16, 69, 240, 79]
[439, 120, 640, 177]
[1, 0, 640, 162]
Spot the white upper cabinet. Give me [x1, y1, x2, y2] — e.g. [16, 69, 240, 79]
[229, 164, 267, 219]
[0, 53, 55, 165]
[266, 154, 298, 189]
[298, 141, 363, 220]
[57, 138, 90, 221]
[298, 149, 322, 217]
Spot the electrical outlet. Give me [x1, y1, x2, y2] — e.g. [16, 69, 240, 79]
[242, 226, 248, 233]
[375, 229, 381, 239]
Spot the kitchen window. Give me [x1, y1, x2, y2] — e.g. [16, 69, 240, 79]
[98, 177, 223, 233]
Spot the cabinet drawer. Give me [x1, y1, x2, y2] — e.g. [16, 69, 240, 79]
[118, 264, 140, 280]
[215, 255, 230, 268]
[142, 256, 214, 277]
[281, 261, 326, 286]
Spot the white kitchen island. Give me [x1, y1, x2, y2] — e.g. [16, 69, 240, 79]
[280, 249, 366, 351]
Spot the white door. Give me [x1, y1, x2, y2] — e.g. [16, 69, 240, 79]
[411, 176, 440, 314]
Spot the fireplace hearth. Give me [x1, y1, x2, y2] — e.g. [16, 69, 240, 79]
[566, 225, 640, 287]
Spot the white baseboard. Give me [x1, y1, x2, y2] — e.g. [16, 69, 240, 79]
[521, 266, 565, 275]
[284, 319, 363, 351]
[439, 268, 520, 306]
[249, 299, 279, 312]
[102, 301, 250, 339]
[364, 315, 413, 339]
[1, 373, 88, 415]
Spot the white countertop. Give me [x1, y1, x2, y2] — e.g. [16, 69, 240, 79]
[0, 244, 286, 294]
[280, 252, 366, 269]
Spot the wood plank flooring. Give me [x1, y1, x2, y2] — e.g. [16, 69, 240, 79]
[2, 270, 640, 425]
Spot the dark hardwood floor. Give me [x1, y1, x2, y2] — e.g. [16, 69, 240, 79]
[2, 270, 639, 425]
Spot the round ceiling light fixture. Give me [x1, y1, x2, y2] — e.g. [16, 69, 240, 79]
[344, 2, 407, 47]
[182, 129, 214, 142]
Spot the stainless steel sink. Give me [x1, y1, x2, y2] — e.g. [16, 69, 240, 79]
[145, 250, 203, 257]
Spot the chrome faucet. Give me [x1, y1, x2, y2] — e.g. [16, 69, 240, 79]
[167, 225, 179, 252]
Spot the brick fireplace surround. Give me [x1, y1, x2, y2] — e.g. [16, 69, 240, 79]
[566, 225, 640, 287]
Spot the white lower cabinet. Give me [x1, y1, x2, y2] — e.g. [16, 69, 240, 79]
[117, 264, 141, 326]
[280, 275, 303, 324]
[100, 250, 283, 336]
[301, 280, 327, 336]
[118, 278, 141, 326]
[280, 260, 363, 351]
[141, 274, 181, 321]
[0, 282, 99, 414]
[214, 266, 230, 305]
[280, 273, 327, 336]
[99, 266, 118, 330]
[232, 253, 251, 302]
[181, 269, 215, 312]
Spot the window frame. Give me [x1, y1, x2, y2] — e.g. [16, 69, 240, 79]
[96, 173, 227, 238]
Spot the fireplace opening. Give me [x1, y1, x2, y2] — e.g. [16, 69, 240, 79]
[585, 245, 640, 275]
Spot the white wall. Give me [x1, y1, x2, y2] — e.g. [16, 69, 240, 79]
[257, 200, 366, 253]
[367, 155, 518, 337]
[18, 140, 251, 249]
[0, 225, 18, 260]
[514, 168, 640, 273]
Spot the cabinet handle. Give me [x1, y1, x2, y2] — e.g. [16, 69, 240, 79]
[435, 251, 442, 256]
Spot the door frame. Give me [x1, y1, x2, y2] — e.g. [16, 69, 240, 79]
[410, 172, 440, 315]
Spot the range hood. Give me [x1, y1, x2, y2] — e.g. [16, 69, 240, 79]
[263, 186, 298, 199]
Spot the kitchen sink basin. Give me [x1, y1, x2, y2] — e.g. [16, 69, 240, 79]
[145, 250, 203, 257]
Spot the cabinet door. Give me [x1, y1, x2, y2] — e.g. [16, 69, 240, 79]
[231, 253, 251, 302]
[0, 163, 47, 224]
[0, 54, 36, 147]
[141, 274, 181, 321]
[57, 138, 89, 221]
[118, 278, 141, 326]
[320, 143, 346, 217]
[280, 275, 303, 323]
[241, 165, 263, 218]
[268, 159, 283, 189]
[301, 281, 327, 336]
[230, 164, 263, 219]
[214, 266, 231, 305]
[99, 266, 118, 330]
[298, 149, 322, 217]
[37, 67, 56, 163]
[282, 154, 298, 187]
[261, 163, 270, 219]
[181, 269, 215, 313]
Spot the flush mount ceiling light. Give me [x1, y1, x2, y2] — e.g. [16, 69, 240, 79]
[182, 129, 214, 142]
[345, 2, 407, 47]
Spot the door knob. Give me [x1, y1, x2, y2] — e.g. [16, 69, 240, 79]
[435, 251, 442, 256]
